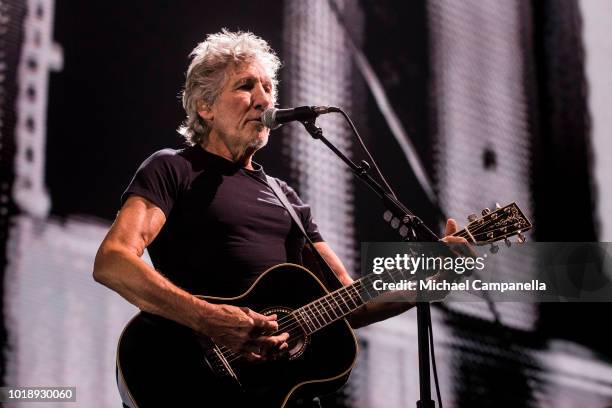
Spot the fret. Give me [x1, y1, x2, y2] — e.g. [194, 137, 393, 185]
[326, 291, 348, 320]
[313, 300, 329, 325]
[295, 283, 369, 331]
[319, 298, 334, 322]
[372, 274, 386, 295]
[302, 304, 316, 330]
[343, 287, 359, 309]
[358, 276, 378, 301]
[324, 295, 339, 319]
[336, 290, 351, 314]
[306, 303, 323, 329]
[299, 308, 314, 333]
[386, 268, 399, 284]
[354, 281, 369, 303]
[292, 311, 308, 333]
[294, 290, 365, 336]
[320, 296, 331, 319]
[329, 293, 344, 316]
[304, 307, 316, 332]
[341, 287, 354, 308]
[315, 302, 327, 326]
[362, 275, 381, 300]
[338, 290, 351, 314]
[349, 284, 364, 305]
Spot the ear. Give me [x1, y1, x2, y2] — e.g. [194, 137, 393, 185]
[197, 101, 214, 122]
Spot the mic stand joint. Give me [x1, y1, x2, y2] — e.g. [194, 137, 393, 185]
[358, 160, 370, 176]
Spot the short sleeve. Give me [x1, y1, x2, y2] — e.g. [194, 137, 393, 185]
[275, 178, 324, 243]
[121, 149, 184, 217]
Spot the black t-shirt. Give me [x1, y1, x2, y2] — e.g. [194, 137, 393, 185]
[122, 145, 323, 296]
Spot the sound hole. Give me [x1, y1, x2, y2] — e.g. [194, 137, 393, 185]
[261, 307, 309, 360]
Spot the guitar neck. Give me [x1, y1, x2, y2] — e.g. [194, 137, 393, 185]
[286, 203, 533, 335]
[289, 266, 428, 335]
[288, 227, 480, 335]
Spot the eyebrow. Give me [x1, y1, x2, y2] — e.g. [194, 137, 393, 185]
[234, 75, 272, 88]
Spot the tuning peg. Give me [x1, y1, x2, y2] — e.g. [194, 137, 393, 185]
[468, 213, 478, 222]
[505, 238, 511, 247]
[495, 202, 502, 209]
[489, 243, 499, 254]
[398, 225, 408, 237]
[390, 217, 400, 229]
[481, 208, 491, 216]
[383, 211, 393, 222]
[517, 232, 526, 243]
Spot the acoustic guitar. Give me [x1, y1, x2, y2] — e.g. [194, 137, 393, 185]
[116, 203, 531, 407]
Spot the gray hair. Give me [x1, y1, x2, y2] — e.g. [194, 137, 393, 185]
[177, 29, 281, 146]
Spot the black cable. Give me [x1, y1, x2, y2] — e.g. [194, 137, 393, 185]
[429, 312, 444, 408]
[332, 107, 399, 199]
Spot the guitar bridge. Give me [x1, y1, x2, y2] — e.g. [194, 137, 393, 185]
[203, 344, 241, 387]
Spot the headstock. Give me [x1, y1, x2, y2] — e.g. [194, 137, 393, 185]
[382, 202, 532, 251]
[460, 202, 532, 249]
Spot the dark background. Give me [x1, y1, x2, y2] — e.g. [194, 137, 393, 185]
[10, 0, 605, 405]
[47, 1, 285, 220]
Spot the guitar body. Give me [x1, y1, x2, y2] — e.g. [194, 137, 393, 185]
[116, 264, 358, 407]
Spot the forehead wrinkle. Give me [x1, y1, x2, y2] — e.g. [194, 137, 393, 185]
[232, 61, 271, 81]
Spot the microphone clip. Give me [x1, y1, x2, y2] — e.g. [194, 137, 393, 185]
[299, 119, 323, 139]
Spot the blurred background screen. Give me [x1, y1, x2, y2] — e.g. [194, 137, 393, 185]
[0, 0, 611, 406]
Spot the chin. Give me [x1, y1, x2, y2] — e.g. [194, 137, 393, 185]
[250, 132, 269, 150]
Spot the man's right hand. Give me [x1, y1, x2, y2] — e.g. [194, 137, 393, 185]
[197, 303, 290, 362]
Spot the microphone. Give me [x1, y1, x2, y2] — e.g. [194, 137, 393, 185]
[261, 106, 337, 129]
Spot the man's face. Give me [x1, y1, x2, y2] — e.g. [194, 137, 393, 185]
[199, 61, 274, 160]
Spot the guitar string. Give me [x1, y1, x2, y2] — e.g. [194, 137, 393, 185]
[217, 250, 465, 362]
[216, 226, 476, 348]
[213, 222, 521, 361]
[216, 254, 422, 355]
[463, 212, 524, 238]
[214, 264, 373, 355]
[221, 279, 377, 363]
[221, 266, 433, 363]
[220, 224, 523, 361]
[215, 228, 474, 359]
[215, 260, 394, 351]
[216, 281, 367, 357]
[218, 220, 522, 360]
[220, 251, 473, 363]
[217, 273, 386, 361]
[215, 229, 473, 354]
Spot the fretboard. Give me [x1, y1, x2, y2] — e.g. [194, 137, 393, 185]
[286, 227, 473, 335]
[286, 267, 419, 334]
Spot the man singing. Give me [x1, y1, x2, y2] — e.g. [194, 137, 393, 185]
[93, 30, 465, 407]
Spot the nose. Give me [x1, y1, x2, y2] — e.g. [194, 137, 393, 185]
[252, 82, 272, 111]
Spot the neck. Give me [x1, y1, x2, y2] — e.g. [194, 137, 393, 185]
[199, 140, 254, 170]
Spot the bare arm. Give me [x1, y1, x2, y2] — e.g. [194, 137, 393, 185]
[93, 195, 287, 360]
[93, 195, 202, 327]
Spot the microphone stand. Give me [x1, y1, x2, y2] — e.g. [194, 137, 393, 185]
[299, 119, 438, 408]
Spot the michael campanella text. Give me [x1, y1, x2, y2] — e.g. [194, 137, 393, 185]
[372, 279, 547, 293]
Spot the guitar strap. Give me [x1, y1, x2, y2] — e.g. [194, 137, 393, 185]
[265, 175, 343, 291]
